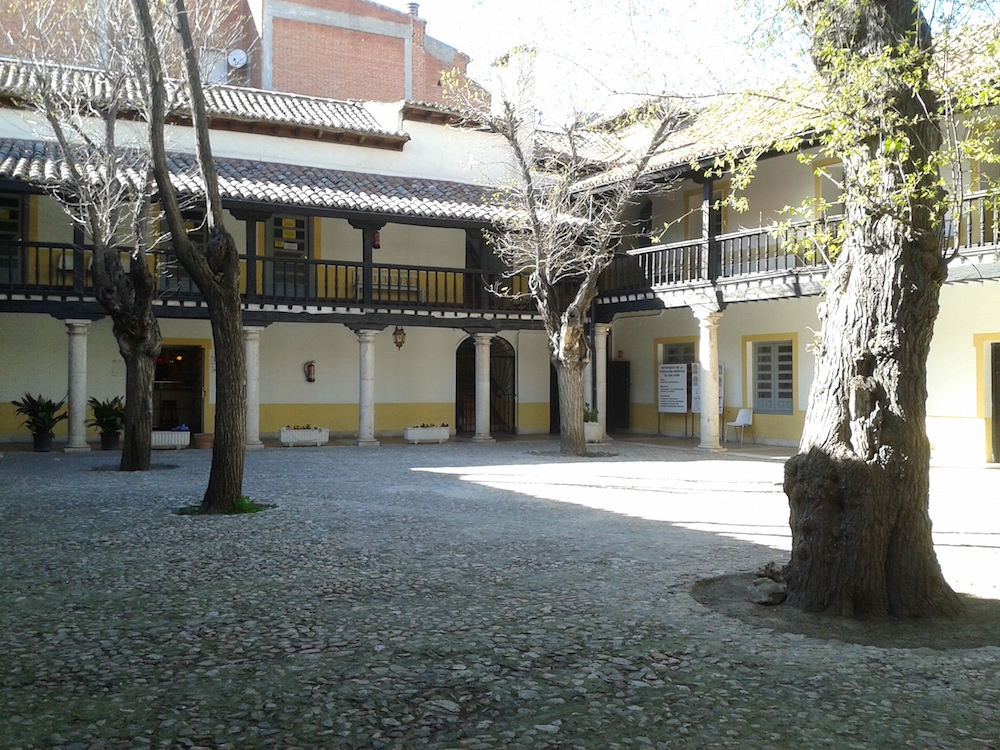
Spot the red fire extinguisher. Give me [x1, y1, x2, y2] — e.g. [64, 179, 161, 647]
[304, 360, 316, 382]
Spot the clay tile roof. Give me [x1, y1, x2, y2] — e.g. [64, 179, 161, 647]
[0, 57, 407, 142]
[0, 137, 511, 224]
[574, 83, 822, 191]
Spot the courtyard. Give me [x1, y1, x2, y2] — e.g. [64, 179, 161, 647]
[1, 439, 999, 749]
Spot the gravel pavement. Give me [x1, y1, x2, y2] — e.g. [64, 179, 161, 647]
[1, 439, 999, 750]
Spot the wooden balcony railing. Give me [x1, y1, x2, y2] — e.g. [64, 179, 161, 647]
[951, 189, 999, 250]
[4, 193, 997, 310]
[0, 242, 535, 314]
[603, 217, 839, 295]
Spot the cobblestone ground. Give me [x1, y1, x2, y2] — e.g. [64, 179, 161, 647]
[1, 440, 998, 750]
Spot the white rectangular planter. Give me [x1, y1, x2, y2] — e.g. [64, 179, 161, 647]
[279, 427, 329, 447]
[403, 426, 450, 444]
[151, 430, 191, 450]
[584, 422, 602, 443]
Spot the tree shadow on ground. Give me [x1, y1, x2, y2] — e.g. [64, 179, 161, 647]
[692, 572, 1000, 650]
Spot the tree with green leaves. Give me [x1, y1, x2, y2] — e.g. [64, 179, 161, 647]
[771, 0, 998, 617]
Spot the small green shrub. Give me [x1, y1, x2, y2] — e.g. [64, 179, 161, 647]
[11, 393, 68, 436]
[87, 396, 125, 435]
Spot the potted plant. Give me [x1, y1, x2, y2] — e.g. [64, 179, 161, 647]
[11, 393, 68, 452]
[583, 403, 601, 443]
[87, 396, 125, 450]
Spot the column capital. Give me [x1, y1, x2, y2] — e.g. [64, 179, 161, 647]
[356, 328, 381, 343]
[473, 331, 494, 344]
[594, 323, 612, 337]
[65, 318, 93, 332]
[243, 325, 265, 338]
[693, 307, 724, 327]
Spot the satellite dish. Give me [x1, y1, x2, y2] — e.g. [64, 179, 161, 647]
[227, 49, 248, 69]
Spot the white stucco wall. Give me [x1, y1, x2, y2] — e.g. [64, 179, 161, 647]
[609, 296, 821, 443]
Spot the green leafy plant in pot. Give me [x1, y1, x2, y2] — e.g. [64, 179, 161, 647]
[88, 396, 125, 450]
[11, 393, 68, 452]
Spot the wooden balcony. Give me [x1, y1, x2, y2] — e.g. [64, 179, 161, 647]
[0, 243, 536, 320]
[601, 194, 1000, 308]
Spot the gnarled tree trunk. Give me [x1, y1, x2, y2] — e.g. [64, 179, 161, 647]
[549, 301, 590, 456]
[117, 312, 160, 472]
[94, 247, 161, 472]
[783, 0, 962, 617]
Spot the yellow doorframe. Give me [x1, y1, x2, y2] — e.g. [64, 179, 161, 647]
[973, 332, 1000, 462]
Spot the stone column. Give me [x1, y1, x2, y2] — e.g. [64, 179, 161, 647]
[694, 308, 725, 452]
[594, 323, 612, 442]
[244, 326, 265, 450]
[473, 333, 495, 442]
[355, 329, 380, 447]
[65, 319, 92, 452]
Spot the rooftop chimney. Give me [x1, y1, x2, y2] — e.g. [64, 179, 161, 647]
[407, 3, 419, 17]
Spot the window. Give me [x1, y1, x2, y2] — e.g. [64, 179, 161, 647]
[663, 342, 695, 365]
[0, 193, 25, 284]
[265, 215, 313, 299]
[754, 340, 794, 414]
[684, 186, 727, 241]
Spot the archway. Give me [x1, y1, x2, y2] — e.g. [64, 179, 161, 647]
[456, 336, 516, 434]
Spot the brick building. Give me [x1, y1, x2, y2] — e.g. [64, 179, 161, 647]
[0, 0, 472, 105]
[235, 0, 471, 104]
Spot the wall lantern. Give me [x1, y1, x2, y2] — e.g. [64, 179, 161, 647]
[392, 326, 406, 349]
[303, 360, 316, 382]
[372, 229, 381, 249]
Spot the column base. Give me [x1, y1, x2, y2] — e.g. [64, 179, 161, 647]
[354, 439, 380, 447]
[472, 435, 496, 443]
[698, 443, 727, 454]
[64, 444, 92, 453]
[246, 441, 265, 451]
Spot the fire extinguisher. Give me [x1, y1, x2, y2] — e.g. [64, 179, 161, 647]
[304, 360, 316, 382]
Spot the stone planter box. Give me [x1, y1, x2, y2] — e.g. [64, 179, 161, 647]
[279, 427, 329, 447]
[403, 426, 450, 444]
[152, 430, 191, 450]
[584, 421, 602, 443]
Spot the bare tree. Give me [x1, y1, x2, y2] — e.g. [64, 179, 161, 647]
[131, 0, 246, 513]
[454, 53, 676, 455]
[3, 0, 165, 471]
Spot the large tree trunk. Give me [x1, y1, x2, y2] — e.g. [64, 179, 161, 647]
[552, 305, 590, 456]
[201, 279, 247, 513]
[555, 358, 586, 456]
[119, 337, 158, 471]
[96, 252, 161, 473]
[783, 0, 962, 617]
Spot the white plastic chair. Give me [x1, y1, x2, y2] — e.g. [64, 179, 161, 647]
[725, 408, 755, 444]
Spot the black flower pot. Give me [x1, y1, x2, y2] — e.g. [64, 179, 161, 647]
[100, 432, 121, 451]
[32, 433, 54, 452]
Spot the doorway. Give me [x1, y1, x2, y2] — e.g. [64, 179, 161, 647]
[154, 346, 205, 433]
[455, 336, 516, 434]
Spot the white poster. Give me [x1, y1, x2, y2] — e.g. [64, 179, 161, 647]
[658, 364, 688, 413]
[691, 363, 724, 414]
